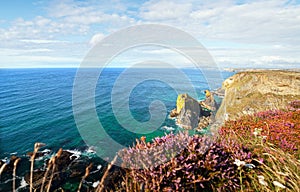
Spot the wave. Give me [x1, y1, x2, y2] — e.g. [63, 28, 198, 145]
[160, 126, 175, 132]
[16, 177, 28, 192]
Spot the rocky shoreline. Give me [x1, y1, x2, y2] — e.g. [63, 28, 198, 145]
[0, 148, 104, 191]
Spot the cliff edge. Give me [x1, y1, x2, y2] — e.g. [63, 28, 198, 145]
[216, 70, 300, 123]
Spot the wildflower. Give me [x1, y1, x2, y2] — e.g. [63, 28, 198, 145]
[257, 175, 264, 180]
[273, 181, 286, 189]
[253, 131, 258, 136]
[257, 175, 268, 186]
[234, 159, 245, 167]
[259, 179, 268, 186]
[253, 128, 263, 137]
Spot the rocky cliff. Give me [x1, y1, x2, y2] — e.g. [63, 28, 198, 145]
[175, 93, 201, 129]
[171, 93, 215, 130]
[216, 70, 300, 123]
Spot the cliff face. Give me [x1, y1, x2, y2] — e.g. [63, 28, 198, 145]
[171, 93, 215, 130]
[216, 70, 300, 123]
[176, 93, 201, 129]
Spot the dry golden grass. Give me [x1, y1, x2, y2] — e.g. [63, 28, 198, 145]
[30, 142, 45, 192]
[221, 130, 300, 192]
[12, 157, 21, 192]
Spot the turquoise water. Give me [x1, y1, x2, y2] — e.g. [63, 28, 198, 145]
[0, 68, 234, 159]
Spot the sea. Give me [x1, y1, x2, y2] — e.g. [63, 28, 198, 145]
[0, 68, 234, 190]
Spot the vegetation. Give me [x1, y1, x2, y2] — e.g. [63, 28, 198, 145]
[219, 100, 300, 158]
[1, 101, 299, 191]
[118, 100, 300, 191]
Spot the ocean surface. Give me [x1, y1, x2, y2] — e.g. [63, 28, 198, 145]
[0, 68, 234, 159]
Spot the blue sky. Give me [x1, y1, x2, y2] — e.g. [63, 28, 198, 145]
[0, 0, 300, 68]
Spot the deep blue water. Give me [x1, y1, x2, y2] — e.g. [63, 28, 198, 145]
[0, 68, 234, 159]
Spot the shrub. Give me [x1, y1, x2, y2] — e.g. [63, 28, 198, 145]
[119, 132, 256, 191]
[219, 105, 300, 158]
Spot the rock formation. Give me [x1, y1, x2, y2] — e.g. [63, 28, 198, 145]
[176, 93, 202, 129]
[200, 90, 217, 111]
[216, 70, 300, 123]
[172, 91, 218, 130]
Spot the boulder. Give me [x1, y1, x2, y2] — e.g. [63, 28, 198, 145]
[196, 116, 211, 131]
[176, 94, 201, 129]
[55, 150, 73, 170]
[200, 90, 217, 111]
[24, 170, 46, 189]
[170, 108, 178, 118]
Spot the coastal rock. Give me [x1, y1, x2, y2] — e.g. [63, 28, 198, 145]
[1, 148, 102, 191]
[24, 170, 46, 189]
[200, 90, 217, 111]
[0, 155, 21, 175]
[55, 150, 73, 170]
[27, 149, 51, 159]
[176, 94, 201, 129]
[196, 116, 211, 131]
[216, 70, 300, 123]
[211, 87, 225, 98]
[24, 150, 73, 190]
[69, 160, 89, 178]
[175, 92, 218, 130]
[170, 108, 178, 118]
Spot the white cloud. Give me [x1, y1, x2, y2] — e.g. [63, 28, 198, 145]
[190, 9, 218, 20]
[198, 1, 300, 45]
[0, 52, 81, 68]
[47, 0, 136, 27]
[20, 39, 69, 44]
[0, 48, 52, 55]
[89, 33, 106, 47]
[140, 0, 192, 20]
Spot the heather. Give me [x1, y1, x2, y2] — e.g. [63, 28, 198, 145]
[118, 131, 299, 192]
[116, 101, 300, 192]
[119, 133, 255, 191]
[219, 100, 300, 158]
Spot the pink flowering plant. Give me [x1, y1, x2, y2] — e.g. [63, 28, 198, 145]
[119, 132, 256, 191]
[219, 101, 300, 158]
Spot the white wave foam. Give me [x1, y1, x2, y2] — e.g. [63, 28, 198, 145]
[86, 146, 96, 154]
[65, 149, 82, 160]
[160, 126, 175, 132]
[41, 149, 51, 153]
[90, 164, 102, 174]
[92, 181, 100, 188]
[35, 156, 44, 161]
[16, 177, 28, 191]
